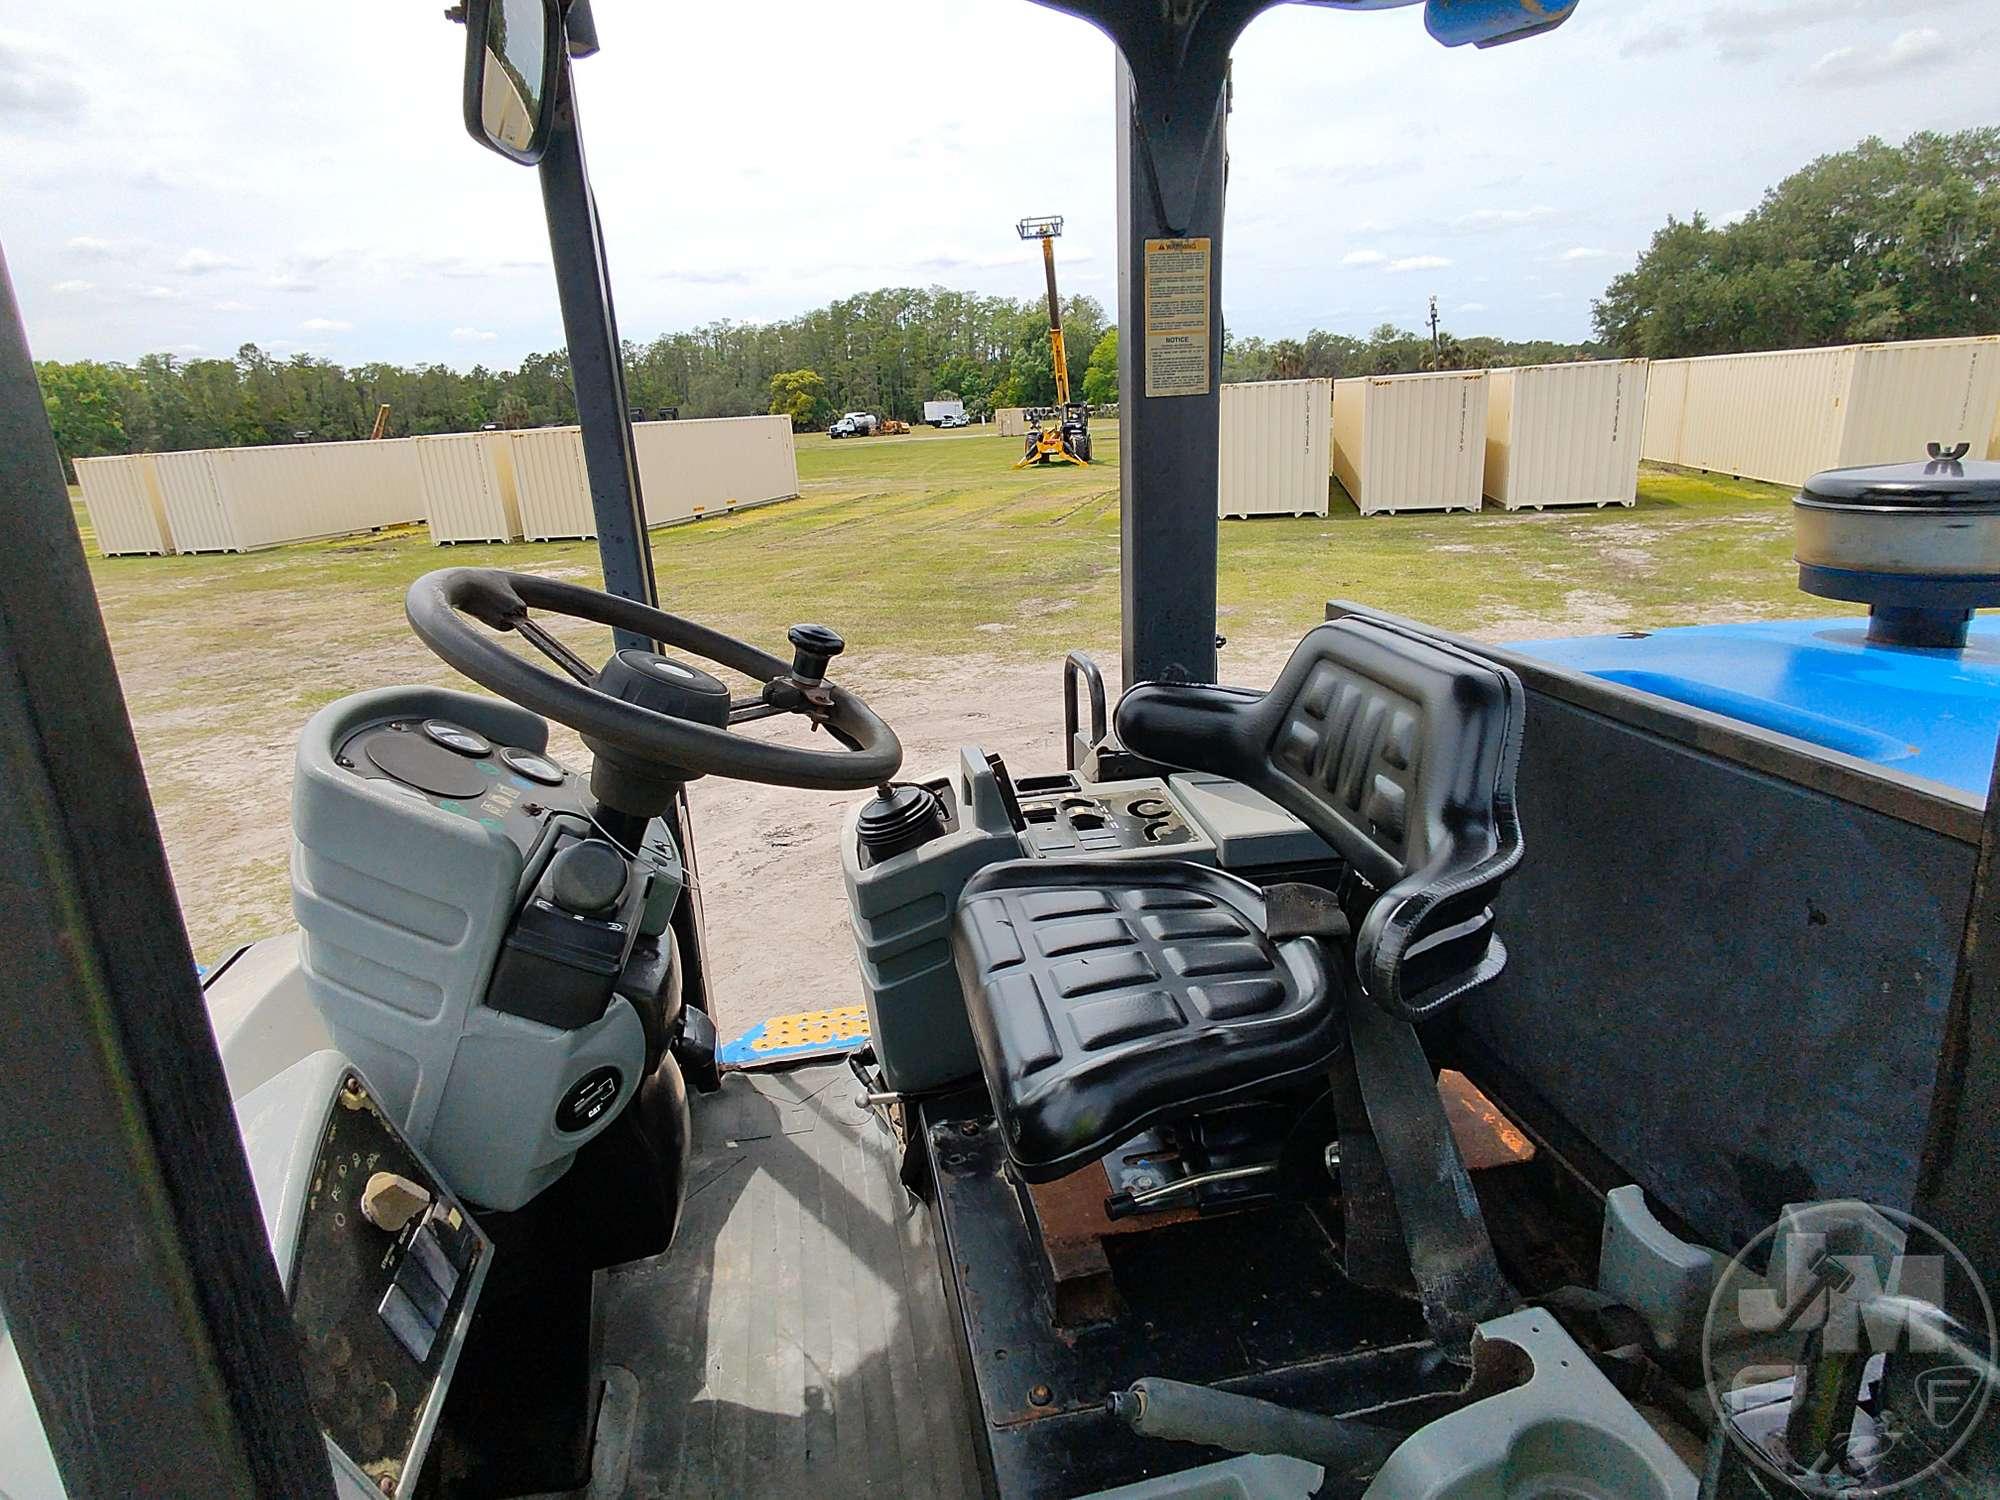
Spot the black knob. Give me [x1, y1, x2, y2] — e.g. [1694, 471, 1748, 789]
[544, 840, 628, 917]
[788, 623, 845, 684]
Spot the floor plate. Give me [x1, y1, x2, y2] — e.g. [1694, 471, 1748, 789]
[599, 1064, 981, 1497]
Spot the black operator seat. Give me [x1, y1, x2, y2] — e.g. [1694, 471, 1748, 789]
[951, 618, 1525, 1182]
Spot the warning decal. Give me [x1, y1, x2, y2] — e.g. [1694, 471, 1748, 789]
[1143, 237, 1212, 398]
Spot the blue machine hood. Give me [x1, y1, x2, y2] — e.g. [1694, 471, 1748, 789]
[1509, 616, 2000, 799]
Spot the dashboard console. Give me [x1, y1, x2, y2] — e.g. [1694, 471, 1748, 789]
[292, 686, 673, 1212]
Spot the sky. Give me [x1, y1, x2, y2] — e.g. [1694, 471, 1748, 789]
[2, 0, 1995, 370]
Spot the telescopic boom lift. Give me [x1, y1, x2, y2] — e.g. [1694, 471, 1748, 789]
[1012, 215, 1092, 467]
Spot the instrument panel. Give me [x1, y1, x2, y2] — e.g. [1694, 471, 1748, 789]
[289, 1068, 490, 1497]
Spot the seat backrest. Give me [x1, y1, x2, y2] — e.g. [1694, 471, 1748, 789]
[1116, 617, 1524, 1020]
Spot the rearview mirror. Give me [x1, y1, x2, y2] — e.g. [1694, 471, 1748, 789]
[463, 0, 562, 164]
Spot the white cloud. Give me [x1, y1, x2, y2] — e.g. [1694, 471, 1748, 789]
[212, 299, 254, 312]
[266, 274, 319, 294]
[65, 234, 143, 260]
[1451, 206, 1557, 233]
[1342, 249, 1387, 267]
[1810, 27, 1947, 84]
[175, 247, 245, 275]
[51, 278, 94, 294]
[1620, 25, 1688, 59]
[1537, 291, 1567, 301]
[1561, 247, 1613, 262]
[134, 284, 182, 301]
[451, 327, 499, 342]
[1387, 255, 1452, 273]
[1456, 302, 1488, 314]
[300, 316, 352, 332]
[0, 35, 86, 124]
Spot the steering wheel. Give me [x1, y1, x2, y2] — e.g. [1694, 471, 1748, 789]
[405, 568, 901, 791]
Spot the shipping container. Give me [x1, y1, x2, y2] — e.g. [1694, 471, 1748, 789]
[633, 415, 799, 527]
[994, 407, 1030, 438]
[1642, 336, 2000, 488]
[418, 432, 521, 544]
[1218, 378, 1332, 518]
[1484, 360, 1648, 511]
[1839, 336, 2000, 468]
[74, 453, 174, 556]
[149, 439, 424, 553]
[1640, 358, 1689, 465]
[509, 426, 596, 541]
[1667, 346, 1856, 488]
[1330, 371, 1487, 516]
[152, 449, 231, 553]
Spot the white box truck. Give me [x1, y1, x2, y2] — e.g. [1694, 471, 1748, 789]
[923, 399, 968, 428]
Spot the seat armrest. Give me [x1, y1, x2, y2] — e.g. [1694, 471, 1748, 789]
[1115, 681, 1265, 782]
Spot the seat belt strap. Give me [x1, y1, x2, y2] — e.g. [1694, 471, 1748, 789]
[1327, 1043, 1413, 1295]
[1344, 987, 1515, 1357]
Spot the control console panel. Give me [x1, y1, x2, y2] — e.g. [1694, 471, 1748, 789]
[293, 686, 650, 1213]
[286, 1059, 491, 1497]
[1013, 772, 1202, 859]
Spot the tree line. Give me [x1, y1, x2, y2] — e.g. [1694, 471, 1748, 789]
[37, 126, 1993, 473]
[35, 287, 1112, 473]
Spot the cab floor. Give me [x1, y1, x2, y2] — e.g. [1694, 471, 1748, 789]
[600, 1064, 982, 1497]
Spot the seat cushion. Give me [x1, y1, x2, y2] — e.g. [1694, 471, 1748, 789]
[952, 858, 1340, 1181]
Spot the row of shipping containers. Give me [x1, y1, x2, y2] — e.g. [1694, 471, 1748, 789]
[77, 438, 427, 556]
[76, 417, 799, 557]
[1641, 335, 2000, 486]
[1218, 360, 1647, 518]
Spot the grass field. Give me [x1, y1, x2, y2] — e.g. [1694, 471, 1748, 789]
[79, 426, 1799, 1013]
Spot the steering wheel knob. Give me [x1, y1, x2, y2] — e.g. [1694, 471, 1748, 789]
[787, 623, 845, 684]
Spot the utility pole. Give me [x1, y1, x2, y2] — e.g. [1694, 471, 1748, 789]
[1427, 294, 1442, 367]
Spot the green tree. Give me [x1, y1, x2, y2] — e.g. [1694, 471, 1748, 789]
[1081, 327, 1119, 405]
[1595, 128, 2000, 357]
[36, 360, 131, 476]
[768, 368, 832, 431]
[493, 392, 532, 429]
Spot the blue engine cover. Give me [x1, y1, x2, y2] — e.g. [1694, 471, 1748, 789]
[1510, 615, 2000, 799]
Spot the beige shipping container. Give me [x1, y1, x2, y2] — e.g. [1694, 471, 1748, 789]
[1218, 378, 1332, 518]
[1675, 346, 1855, 487]
[994, 407, 1029, 438]
[1484, 360, 1647, 511]
[509, 426, 596, 541]
[75, 453, 174, 556]
[150, 439, 424, 553]
[152, 449, 232, 552]
[1641, 358, 1688, 465]
[419, 432, 521, 543]
[1331, 371, 1487, 516]
[1839, 336, 2000, 468]
[1647, 336, 2000, 487]
[634, 415, 799, 527]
